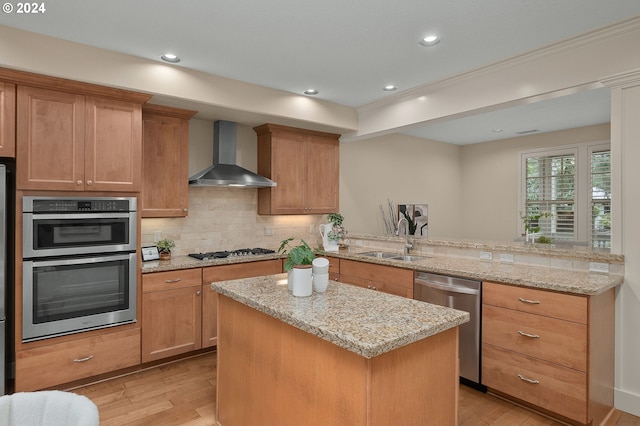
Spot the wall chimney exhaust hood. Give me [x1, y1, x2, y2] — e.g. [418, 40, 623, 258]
[188, 120, 276, 187]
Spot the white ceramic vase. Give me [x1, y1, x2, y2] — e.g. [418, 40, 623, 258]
[287, 269, 294, 291]
[318, 223, 339, 252]
[292, 265, 313, 297]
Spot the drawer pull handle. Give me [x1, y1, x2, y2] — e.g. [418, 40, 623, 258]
[517, 331, 540, 339]
[518, 374, 540, 384]
[518, 297, 540, 304]
[165, 279, 181, 283]
[73, 355, 94, 363]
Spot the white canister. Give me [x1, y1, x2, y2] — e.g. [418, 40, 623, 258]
[287, 269, 294, 291]
[292, 265, 313, 297]
[313, 273, 329, 293]
[312, 257, 330, 275]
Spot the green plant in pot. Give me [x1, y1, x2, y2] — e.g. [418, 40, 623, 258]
[278, 238, 316, 271]
[156, 238, 175, 260]
[278, 237, 317, 294]
[326, 212, 347, 242]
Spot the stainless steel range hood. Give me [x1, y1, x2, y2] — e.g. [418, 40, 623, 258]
[188, 120, 276, 187]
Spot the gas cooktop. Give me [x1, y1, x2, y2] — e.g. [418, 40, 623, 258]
[188, 248, 276, 261]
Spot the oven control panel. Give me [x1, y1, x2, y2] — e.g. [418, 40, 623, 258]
[24, 197, 137, 213]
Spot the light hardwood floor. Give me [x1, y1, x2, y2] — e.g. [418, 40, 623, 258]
[70, 352, 640, 426]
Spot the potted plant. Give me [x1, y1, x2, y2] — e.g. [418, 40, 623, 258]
[319, 212, 346, 252]
[156, 238, 175, 261]
[278, 238, 317, 296]
[327, 212, 347, 242]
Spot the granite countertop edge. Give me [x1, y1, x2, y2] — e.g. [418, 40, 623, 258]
[211, 274, 470, 359]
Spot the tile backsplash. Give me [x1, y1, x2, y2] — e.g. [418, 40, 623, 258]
[141, 187, 326, 255]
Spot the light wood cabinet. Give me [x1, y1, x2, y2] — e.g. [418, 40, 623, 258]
[0, 82, 15, 157]
[339, 259, 414, 298]
[482, 281, 614, 425]
[16, 85, 143, 191]
[254, 123, 340, 215]
[15, 328, 140, 392]
[141, 268, 203, 363]
[328, 256, 340, 282]
[202, 259, 282, 348]
[142, 104, 196, 217]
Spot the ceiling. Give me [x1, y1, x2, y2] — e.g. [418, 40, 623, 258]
[2, 1, 639, 144]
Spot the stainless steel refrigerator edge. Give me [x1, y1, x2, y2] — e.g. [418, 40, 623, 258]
[0, 165, 6, 394]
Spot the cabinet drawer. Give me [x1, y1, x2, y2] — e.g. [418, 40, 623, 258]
[16, 328, 141, 391]
[340, 259, 413, 290]
[483, 281, 587, 323]
[483, 304, 587, 371]
[143, 268, 202, 293]
[203, 259, 282, 283]
[483, 344, 587, 424]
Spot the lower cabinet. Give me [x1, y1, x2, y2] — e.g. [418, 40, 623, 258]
[141, 268, 203, 363]
[15, 328, 141, 392]
[202, 259, 283, 348]
[339, 259, 414, 298]
[481, 281, 614, 425]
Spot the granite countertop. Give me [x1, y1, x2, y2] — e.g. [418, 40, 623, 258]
[141, 253, 281, 273]
[332, 251, 623, 296]
[211, 273, 469, 359]
[146, 249, 622, 296]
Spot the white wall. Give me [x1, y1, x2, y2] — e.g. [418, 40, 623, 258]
[339, 133, 463, 238]
[606, 72, 640, 417]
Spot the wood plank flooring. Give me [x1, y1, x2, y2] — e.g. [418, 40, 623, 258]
[69, 352, 640, 426]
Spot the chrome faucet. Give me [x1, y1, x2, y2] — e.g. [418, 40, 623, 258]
[396, 217, 413, 255]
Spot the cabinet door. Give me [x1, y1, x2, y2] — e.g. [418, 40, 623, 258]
[142, 109, 191, 217]
[0, 82, 16, 158]
[16, 86, 85, 190]
[267, 130, 307, 214]
[85, 97, 142, 192]
[202, 259, 282, 348]
[142, 285, 202, 362]
[305, 135, 339, 213]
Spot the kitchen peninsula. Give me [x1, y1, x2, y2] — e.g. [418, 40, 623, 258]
[211, 273, 469, 426]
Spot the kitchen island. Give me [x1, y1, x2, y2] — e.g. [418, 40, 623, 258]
[211, 273, 469, 426]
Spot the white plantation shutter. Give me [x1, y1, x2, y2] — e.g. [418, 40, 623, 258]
[590, 150, 611, 248]
[521, 141, 611, 250]
[524, 153, 575, 240]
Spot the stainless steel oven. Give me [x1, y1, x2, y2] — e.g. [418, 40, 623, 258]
[22, 197, 137, 342]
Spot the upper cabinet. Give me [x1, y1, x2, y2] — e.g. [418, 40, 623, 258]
[141, 104, 196, 218]
[17, 86, 145, 192]
[254, 123, 340, 215]
[0, 82, 16, 158]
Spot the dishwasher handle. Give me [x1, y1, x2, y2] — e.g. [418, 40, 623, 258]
[414, 278, 480, 295]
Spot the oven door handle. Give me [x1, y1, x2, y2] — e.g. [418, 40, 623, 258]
[30, 212, 132, 220]
[28, 253, 133, 267]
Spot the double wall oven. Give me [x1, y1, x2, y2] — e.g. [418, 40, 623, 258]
[22, 197, 137, 342]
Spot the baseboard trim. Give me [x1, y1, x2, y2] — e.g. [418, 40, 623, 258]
[615, 388, 640, 417]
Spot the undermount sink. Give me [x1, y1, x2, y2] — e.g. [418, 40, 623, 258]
[389, 255, 429, 262]
[359, 251, 429, 262]
[359, 251, 400, 259]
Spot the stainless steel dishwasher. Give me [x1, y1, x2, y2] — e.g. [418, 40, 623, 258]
[414, 272, 483, 388]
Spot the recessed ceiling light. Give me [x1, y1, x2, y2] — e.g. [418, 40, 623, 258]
[491, 128, 503, 133]
[383, 85, 397, 92]
[161, 53, 180, 63]
[419, 35, 440, 47]
[304, 89, 318, 95]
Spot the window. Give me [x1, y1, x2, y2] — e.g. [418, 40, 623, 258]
[590, 150, 611, 249]
[520, 141, 611, 249]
